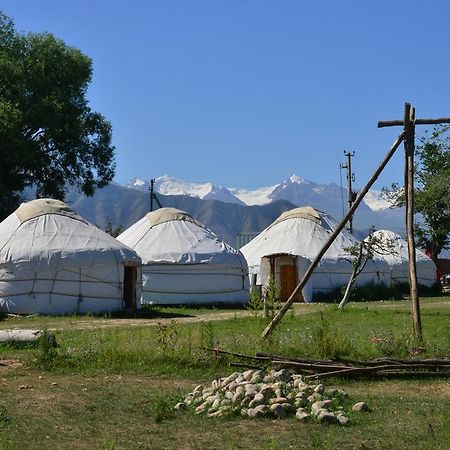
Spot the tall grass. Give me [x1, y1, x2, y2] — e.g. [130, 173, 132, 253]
[3, 298, 450, 376]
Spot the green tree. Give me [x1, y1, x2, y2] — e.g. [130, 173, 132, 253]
[0, 12, 115, 219]
[383, 125, 450, 263]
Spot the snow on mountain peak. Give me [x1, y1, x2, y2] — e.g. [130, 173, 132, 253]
[362, 190, 391, 211]
[288, 174, 305, 184]
[125, 174, 391, 212]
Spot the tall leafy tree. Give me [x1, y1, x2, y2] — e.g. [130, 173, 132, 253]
[383, 125, 450, 263]
[0, 12, 115, 219]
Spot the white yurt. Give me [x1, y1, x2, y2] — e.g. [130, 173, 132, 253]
[0, 199, 142, 314]
[117, 207, 249, 305]
[241, 206, 391, 302]
[367, 230, 437, 287]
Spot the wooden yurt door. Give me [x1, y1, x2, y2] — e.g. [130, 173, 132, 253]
[123, 266, 137, 310]
[280, 263, 303, 302]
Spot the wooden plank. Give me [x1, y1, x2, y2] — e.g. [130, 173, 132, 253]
[378, 117, 450, 128]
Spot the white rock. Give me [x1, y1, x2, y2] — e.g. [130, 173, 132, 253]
[269, 397, 288, 405]
[193, 396, 204, 406]
[235, 386, 245, 396]
[295, 408, 310, 421]
[232, 391, 244, 405]
[242, 370, 254, 381]
[314, 384, 325, 395]
[307, 393, 322, 403]
[311, 400, 333, 417]
[248, 393, 265, 408]
[337, 413, 351, 425]
[352, 402, 369, 412]
[211, 398, 221, 409]
[270, 403, 286, 418]
[247, 404, 266, 418]
[318, 410, 338, 424]
[195, 404, 207, 414]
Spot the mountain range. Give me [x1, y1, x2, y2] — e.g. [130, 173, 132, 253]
[60, 174, 405, 247]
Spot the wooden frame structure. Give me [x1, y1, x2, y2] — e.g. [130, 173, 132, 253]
[261, 103, 450, 340]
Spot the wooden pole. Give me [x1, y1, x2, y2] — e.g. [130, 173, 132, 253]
[260, 132, 405, 340]
[404, 103, 422, 340]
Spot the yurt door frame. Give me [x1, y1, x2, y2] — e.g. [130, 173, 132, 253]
[269, 255, 303, 302]
[123, 266, 137, 310]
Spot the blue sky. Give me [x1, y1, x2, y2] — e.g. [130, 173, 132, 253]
[3, 1, 450, 190]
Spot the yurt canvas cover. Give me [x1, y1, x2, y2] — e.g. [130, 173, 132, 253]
[117, 207, 249, 304]
[241, 207, 391, 302]
[0, 199, 142, 314]
[368, 230, 436, 287]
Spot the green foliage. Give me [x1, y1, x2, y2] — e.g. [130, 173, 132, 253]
[264, 276, 280, 319]
[246, 287, 264, 318]
[311, 312, 353, 358]
[104, 222, 125, 238]
[155, 320, 178, 355]
[199, 322, 215, 349]
[151, 396, 175, 423]
[371, 331, 421, 357]
[34, 329, 57, 369]
[0, 12, 115, 219]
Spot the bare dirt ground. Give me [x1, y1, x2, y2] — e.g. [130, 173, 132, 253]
[0, 303, 320, 331]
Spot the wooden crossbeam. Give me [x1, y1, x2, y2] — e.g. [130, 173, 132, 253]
[378, 118, 450, 128]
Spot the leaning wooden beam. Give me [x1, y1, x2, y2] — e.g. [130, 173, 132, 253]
[260, 132, 406, 339]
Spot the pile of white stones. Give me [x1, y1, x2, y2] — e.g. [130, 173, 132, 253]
[175, 369, 369, 425]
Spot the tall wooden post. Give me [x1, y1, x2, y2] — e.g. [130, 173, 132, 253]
[403, 104, 422, 339]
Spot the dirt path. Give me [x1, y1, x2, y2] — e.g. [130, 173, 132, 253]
[0, 303, 321, 331]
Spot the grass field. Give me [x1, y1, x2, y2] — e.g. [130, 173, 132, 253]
[0, 297, 450, 449]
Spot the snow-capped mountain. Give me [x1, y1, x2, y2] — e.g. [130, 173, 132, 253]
[127, 175, 245, 205]
[125, 174, 403, 234]
[127, 175, 390, 213]
[229, 185, 278, 206]
[127, 174, 391, 212]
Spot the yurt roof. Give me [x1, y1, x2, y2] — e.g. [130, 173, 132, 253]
[367, 229, 433, 264]
[241, 206, 358, 268]
[0, 199, 140, 272]
[15, 198, 84, 223]
[145, 207, 202, 228]
[117, 207, 247, 268]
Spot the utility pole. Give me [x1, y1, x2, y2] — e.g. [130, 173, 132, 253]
[149, 179, 162, 212]
[340, 151, 357, 233]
